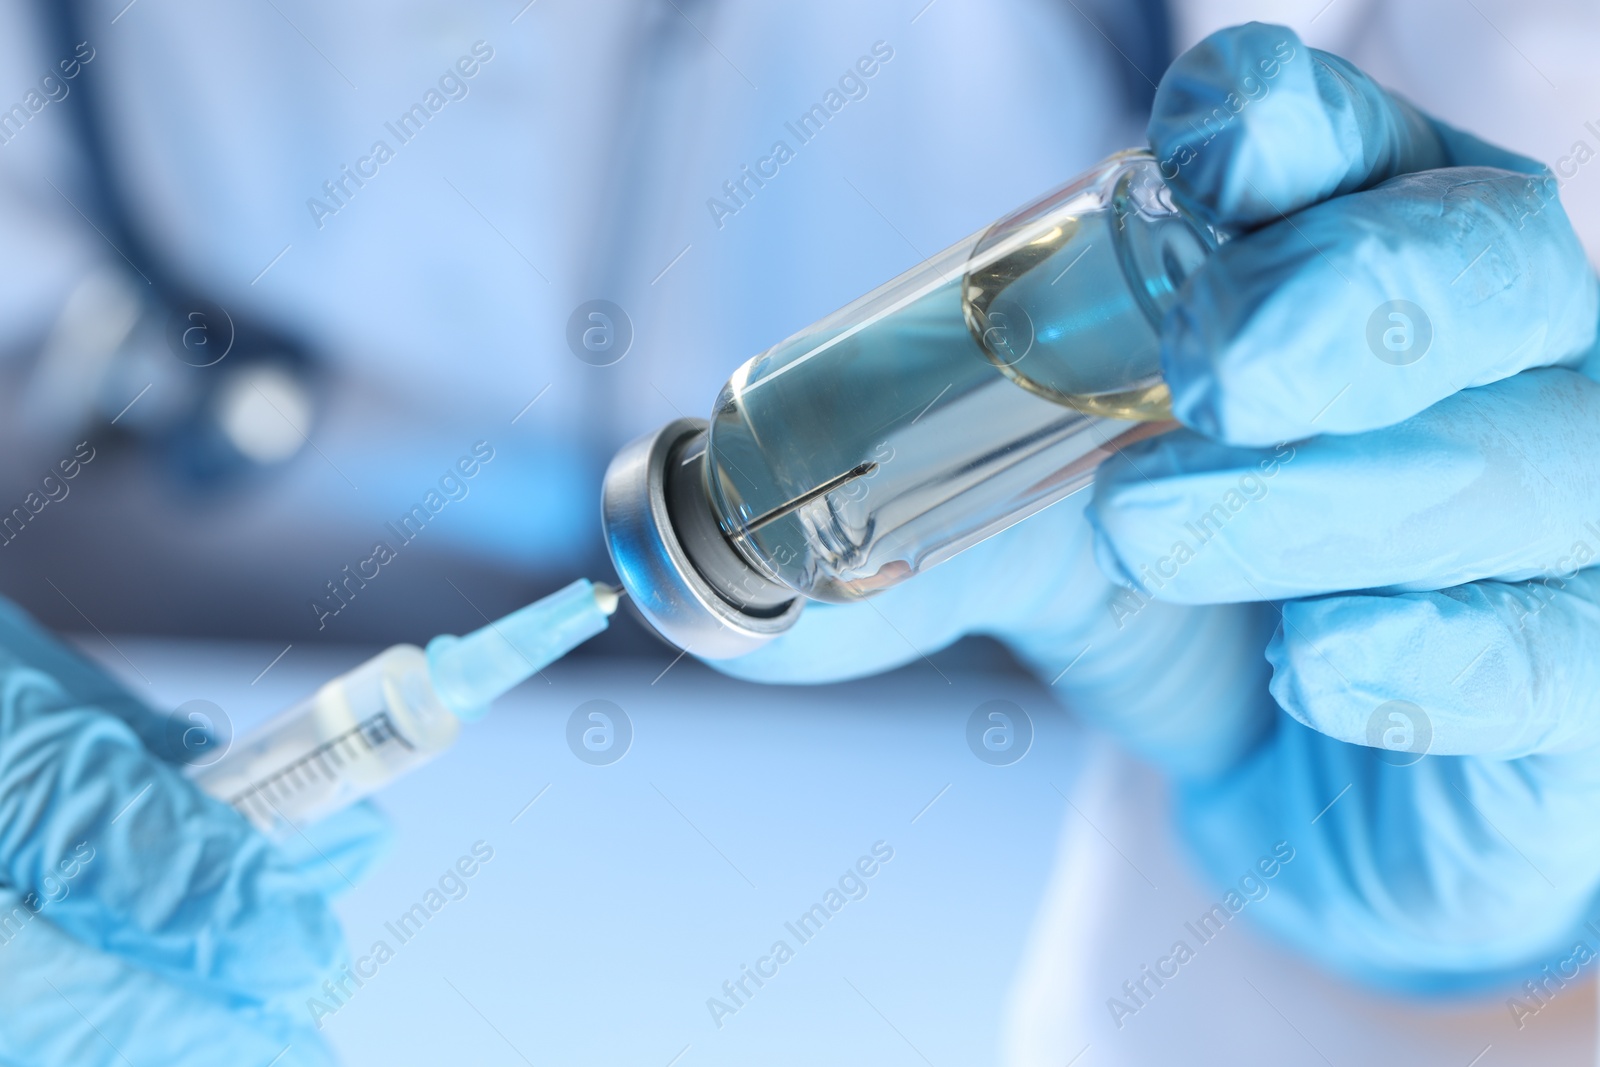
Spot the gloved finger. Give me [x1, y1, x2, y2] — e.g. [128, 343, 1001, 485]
[1267, 569, 1600, 760]
[1163, 165, 1597, 445]
[1148, 22, 1536, 232]
[1001, 595, 1280, 780]
[1088, 367, 1600, 603]
[708, 600, 945, 686]
[1176, 716, 1600, 990]
[1147, 23, 1597, 445]
[0, 660, 343, 1005]
[274, 799, 392, 899]
[716, 495, 1279, 779]
[0, 889, 336, 1067]
[709, 497, 1071, 686]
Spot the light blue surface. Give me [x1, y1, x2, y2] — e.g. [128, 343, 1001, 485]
[425, 578, 611, 722]
[90, 636, 1074, 1067]
[67, 633, 1600, 1066]
[330, 661, 1069, 1066]
[725, 23, 1600, 994]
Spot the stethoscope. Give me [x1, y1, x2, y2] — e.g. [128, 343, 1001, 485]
[35, 0, 321, 490]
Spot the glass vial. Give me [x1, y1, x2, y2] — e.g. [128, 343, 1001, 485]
[704, 149, 1220, 603]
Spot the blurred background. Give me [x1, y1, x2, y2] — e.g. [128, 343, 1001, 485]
[0, 0, 1593, 653]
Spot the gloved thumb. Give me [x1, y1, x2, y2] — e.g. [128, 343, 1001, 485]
[1268, 569, 1600, 759]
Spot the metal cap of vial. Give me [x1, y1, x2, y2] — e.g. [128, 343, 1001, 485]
[601, 418, 803, 659]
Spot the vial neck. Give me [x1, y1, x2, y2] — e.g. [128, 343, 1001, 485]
[664, 430, 794, 615]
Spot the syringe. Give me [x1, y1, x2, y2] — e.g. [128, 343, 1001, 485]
[192, 579, 620, 834]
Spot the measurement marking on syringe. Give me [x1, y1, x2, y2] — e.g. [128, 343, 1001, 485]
[227, 711, 413, 814]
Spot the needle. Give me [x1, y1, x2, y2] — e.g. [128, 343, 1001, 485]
[743, 461, 878, 532]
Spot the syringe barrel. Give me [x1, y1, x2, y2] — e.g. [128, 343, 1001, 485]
[192, 645, 460, 834]
[602, 149, 1220, 657]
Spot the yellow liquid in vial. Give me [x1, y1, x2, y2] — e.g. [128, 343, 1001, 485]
[961, 175, 1209, 422]
[705, 158, 1215, 601]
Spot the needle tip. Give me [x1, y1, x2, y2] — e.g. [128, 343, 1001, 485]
[592, 581, 624, 616]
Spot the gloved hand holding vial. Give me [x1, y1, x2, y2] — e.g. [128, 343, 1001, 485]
[697, 21, 1600, 996]
[603, 148, 1223, 655]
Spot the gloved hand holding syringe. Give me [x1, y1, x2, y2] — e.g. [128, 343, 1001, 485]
[192, 579, 620, 833]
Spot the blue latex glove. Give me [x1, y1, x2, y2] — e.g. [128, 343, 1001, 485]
[0, 597, 388, 1065]
[718, 22, 1600, 992]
